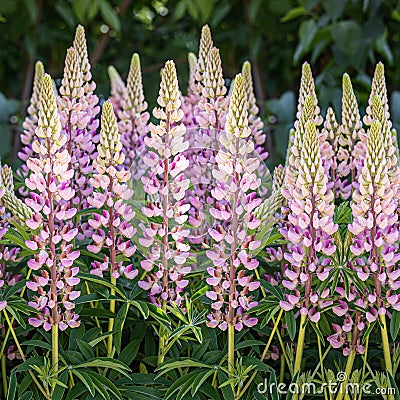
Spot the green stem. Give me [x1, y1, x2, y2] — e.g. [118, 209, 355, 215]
[235, 308, 284, 400]
[379, 313, 393, 375]
[157, 300, 167, 365]
[1, 347, 7, 398]
[358, 336, 369, 400]
[228, 323, 235, 389]
[317, 329, 329, 400]
[3, 309, 51, 400]
[294, 313, 307, 376]
[107, 277, 116, 358]
[335, 349, 356, 400]
[51, 323, 58, 389]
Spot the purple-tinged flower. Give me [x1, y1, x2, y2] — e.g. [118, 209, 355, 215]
[25, 74, 80, 330]
[205, 73, 261, 331]
[138, 61, 190, 307]
[87, 100, 137, 280]
[117, 53, 150, 178]
[17, 61, 45, 196]
[281, 114, 337, 320]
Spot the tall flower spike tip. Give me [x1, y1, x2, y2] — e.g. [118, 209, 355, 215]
[19, 61, 45, 163]
[158, 60, 181, 108]
[26, 73, 80, 331]
[241, 61, 265, 145]
[187, 52, 197, 94]
[206, 72, 261, 331]
[60, 48, 84, 99]
[97, 101, 124, 168]
[0, 166, 14, 191]
[108, 65, 126, 113]
[73, 24, 92, 81]
[297, 62, 322, 125]
[192, 25, 213, 94]
[0, 187, 33, 224]
[202, 47, 226, 100]
[36, 74, 63, 145]
[125, 53, 147, 114]
[139, 59, 190, 307]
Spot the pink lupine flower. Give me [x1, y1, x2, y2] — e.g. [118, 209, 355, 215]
[87, 100, 137, 280]
[117, 53, 150, 178]
[205, 73, 261, 331]
[25, 74, 80, 331]
[59, 26, 100, 215]
[281, 108, 337, 321]
[349, 115, 399, 312]
[138, 60, 191, 307]
[17, 61, 45, 196]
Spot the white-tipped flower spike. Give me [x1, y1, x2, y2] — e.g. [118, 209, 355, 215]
[108, 65, 126, 115]
[26, 74, 81, 331]
[187, 52, 197, 94]
[60, 48, 84, 99]
[297, 62, 323, 126]
[349, 120, 400, 314]
[73, 25, 92, 83]
[242, 61, 265, 147]
[0, 187, 33, 224]
[280, 119, 337, 321]
[364, 62, 388, 126]
[205, 73, 262, 331]
[0, 165, 14, 191]
[96, 101, 125, 169]
[197, 47, 228, 138]
[118, 53, 150, 175]
[139, 60, 190, 307]
[125, 53, 147, 114]
[87, 100, 137, 280]
[192, 25, 213, 95]
[18, 61, 45, 195]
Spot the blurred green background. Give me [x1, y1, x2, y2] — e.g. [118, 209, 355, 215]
[1, 0, 400, 167]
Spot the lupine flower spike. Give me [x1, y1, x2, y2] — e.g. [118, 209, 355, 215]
[26, 74, 81, 332]
[87, 100, 138, 356]
[119, 53, 150, 178]
[138, 60, 190, 308]
[17, 61, 45, 196]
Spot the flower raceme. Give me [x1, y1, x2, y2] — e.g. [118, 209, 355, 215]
[25, 74, 81, 331]
[205, 73, 261, 331]
[138, 60, 191, 307]
[87, 100, 138, 280]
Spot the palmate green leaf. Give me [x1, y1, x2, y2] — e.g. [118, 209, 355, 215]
[2, 280, 26, 300]
[120, 385, 163, 400]
[148, 303, 171, 331]
[6, 305, 26, 329]
[190, 370, 214, 396]
[285, 310, 297, 341]
[387, 374, 400, 400]
[78, 272, 126, 298]
[76, 339, 95, 360]
[6, 371, 17, 400]
[156, 359, 213, 377]
[164, 371, 198, 400]
[72, 370, 96, 396]
[18, 392, 33, 400]
[260, 281, 284, 300]
[217, 370, 234, 400]
[74, 357, 131, 378]
[130, 300, 150, 319]
[15, 356, 44, 372]
[22, 339, 52, 351]
[51, 370, 68, 400]
[390, 310, 400, 340]
[88, 331, 113, 347]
